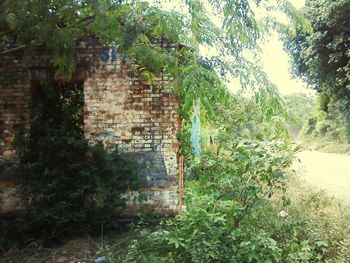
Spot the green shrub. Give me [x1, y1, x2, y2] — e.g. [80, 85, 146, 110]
[119, 170, 350, 263]
[119, 140, 295, 262]
[6, 81, 140, 243]
[18, 137, 139, 238]
[113, 140, 350, 262]
[187, 140, 293, 209]
[123, 194, 281, 263]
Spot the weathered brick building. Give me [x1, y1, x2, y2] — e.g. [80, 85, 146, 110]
[0, 39, 184, 214]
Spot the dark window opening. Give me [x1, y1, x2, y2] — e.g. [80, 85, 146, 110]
[31, 81, 84, 138]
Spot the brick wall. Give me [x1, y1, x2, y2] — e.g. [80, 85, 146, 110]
[0, 40, 183, 214]
[0, 57, 31, 159]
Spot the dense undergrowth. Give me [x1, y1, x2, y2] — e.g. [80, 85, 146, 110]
[93, 90, 350, 262]
[3, 87, 350, 262]
[121, 140, 294, 263]
[0, 82, 141, 250]
[2, 169, 350, 262]
[97, 148, 350, 263]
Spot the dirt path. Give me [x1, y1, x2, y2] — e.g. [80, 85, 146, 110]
[294, 150, 350, 203]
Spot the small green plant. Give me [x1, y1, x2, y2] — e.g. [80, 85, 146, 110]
[137, 208, 163, 227]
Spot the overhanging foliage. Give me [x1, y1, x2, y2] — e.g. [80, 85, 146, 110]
[0, 0, 305, 131]
[286, 0, 350, 141]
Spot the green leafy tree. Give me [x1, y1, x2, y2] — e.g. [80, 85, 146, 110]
[0, 0, 305, 124]
[285, 0, 350, 142]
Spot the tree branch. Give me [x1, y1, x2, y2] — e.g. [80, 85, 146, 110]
[0, 45, 26, 55]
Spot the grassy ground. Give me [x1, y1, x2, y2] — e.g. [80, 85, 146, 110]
[0, 227, 141, 263]
[270, 170, 350, 261]
[1, 235, 100, 263]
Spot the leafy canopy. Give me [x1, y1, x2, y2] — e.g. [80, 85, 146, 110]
[286, 0, 350, 92]
[285, 0, 350, 141]
[0, 0, 307, 137]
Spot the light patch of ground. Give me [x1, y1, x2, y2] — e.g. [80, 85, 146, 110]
[293, 150, 350, 203]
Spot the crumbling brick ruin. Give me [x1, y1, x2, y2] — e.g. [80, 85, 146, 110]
[0, 39, 184, 214]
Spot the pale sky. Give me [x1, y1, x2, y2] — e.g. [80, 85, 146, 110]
[261, 32, 311, 95]
[151, 0, 313, 96]
[291, 0, 306, 10]
[260, 0, 314, 96]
